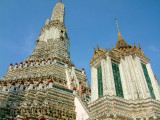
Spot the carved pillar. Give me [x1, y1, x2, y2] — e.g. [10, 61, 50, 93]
[119, 58, 129, 99]
[147, 63, 160, 100]
[91, 66, 98, 102]
[106, 56, 116, 96]
[126, 55, 139, 99]
[120, 56, 135, 99]
[134, 57, 150, 99]
[101, 59, 107, 96]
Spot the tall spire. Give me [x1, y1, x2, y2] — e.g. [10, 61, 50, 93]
[28, 1, 70, 60]
[138, 42, 141, 49]
[51, 0, 65, 23]
[115, 18, 124, 41]
[115, 18, 131, 49]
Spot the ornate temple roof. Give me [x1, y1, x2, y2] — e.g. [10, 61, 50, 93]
[115, 18, 132, 49]
[90, 19, 149, 64]
[116, 29, 132, 49]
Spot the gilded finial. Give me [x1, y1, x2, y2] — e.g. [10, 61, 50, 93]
[115, 17, 132, 48]
[115, 17, 119, 30]
[138, 42, 141, 48]
[115, 17, 122, 39]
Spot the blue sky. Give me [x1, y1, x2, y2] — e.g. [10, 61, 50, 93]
[0, 0, 160, 85]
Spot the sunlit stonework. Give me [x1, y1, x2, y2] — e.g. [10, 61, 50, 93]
[89, 19, 160, 120]
[0, 1, 160, 120]
[0, 1, 90, 120]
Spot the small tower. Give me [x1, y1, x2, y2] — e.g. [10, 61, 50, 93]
[89, 18, 160, 120]
[51, 0, 65, 23]
[28, 0, 70, 61]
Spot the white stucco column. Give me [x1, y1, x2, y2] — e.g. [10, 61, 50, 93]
[119, 58, 130, 99]
[146, 63, 160, 100]
[134, 57, 150, 99]
[65, 64, 71, 89]
[106, 56, 116, 96]
[132, 57, 145, 99]
[101, 59, 107, 96]
[121, 56, 135, 100]
[126, 55, 139, 99]
[91, 66, 98, 102]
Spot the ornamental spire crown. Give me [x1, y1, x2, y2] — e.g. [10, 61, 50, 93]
[115, 18, 131, 49]
[51, 0, 65, 24]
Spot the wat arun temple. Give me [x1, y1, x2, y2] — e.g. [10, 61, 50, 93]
[0, 1, 160, 120]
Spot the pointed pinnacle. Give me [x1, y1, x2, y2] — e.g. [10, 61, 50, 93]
[60, 0, 62, 3]
[138, 42, 141, 49]
[118, 29, 122, 37]
[115, 17, 119, 31]
[115, 17, 123, 41]
[96, 44, 99, 49]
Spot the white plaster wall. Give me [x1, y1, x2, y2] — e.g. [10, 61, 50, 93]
[91, 67, 98, 102]
[39, 27, 60, 42]
[147, 63, 160, 100]
[75, 96, 89, 120]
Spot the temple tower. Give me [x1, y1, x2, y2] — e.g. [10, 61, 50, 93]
[88, 19, 160, 120]
[29, 1, 70, 61]
[0, 1, 90, 120]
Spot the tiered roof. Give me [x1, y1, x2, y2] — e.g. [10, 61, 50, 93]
[91, 19, 149, 64]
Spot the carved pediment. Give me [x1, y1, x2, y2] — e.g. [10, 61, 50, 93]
[91, 47, 106, 64]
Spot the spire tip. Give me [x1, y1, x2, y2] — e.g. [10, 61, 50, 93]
[115, 17, 119, 30]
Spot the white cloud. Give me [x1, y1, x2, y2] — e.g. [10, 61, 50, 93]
[148, 45, 159, 52]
